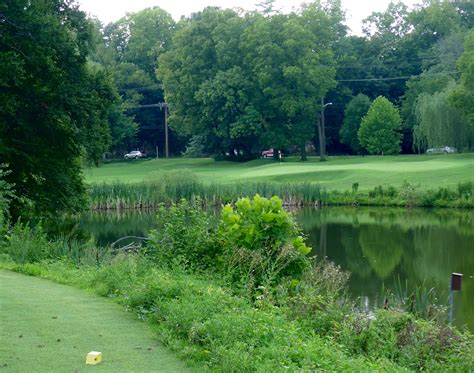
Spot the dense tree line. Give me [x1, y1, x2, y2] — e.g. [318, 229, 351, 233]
[91, 0, 473, 158]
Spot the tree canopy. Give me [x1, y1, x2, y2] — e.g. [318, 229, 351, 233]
[0, 0, 115, 216]
[358, 96, 402, 155]
[340, 94, 371, 154]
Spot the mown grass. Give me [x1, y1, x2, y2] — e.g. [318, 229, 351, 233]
[0, 269, 190, 372]
[85, 154, 474, 191]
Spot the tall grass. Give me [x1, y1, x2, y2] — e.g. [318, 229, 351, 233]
[88, 171, 474, 210]
[89, 180, 328, 210]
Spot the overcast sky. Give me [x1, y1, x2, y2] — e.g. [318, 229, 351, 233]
[77, 0, 420, 35]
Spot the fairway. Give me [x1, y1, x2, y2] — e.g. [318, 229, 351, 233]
[0, 270, 189, 372]
[85, 154, 474, 191]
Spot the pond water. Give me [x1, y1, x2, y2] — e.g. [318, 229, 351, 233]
[69, 207, 474, 331]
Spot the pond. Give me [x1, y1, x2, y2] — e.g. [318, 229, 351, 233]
[68, 207, 474, 331]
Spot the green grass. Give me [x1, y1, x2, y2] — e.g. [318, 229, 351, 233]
[85, 154, 474, 191]
[0, 270, 189, 372]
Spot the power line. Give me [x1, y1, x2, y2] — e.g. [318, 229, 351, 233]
[336, 70, 459, 82]
[118, 85, 162, 93]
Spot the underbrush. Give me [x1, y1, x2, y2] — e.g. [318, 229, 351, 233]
[1, 195, 473, 371]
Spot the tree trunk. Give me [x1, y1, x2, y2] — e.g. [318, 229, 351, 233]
[300, 144, 307, 161]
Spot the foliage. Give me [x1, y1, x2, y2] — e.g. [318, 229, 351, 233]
[0, 167, 14, 229]
[383, 277, 447, 324]
[0, 0, 116, 216]
[157, 6, 336, 158]
[414, 83, 473, 152]
[336, 309, 473, 371]
[340, 94, 371, 153]
[219, 195, 310, 292]
[93, 7, 178, 156]
[3, 255, 473, 372]
[0, 222, 108, 266]
[358, 96, 402, 155]
[147, 199, 219, 269]
[182, 135, 207, 158]
[450, 29, 474, 126]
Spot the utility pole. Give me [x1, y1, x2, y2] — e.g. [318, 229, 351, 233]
[128, 102, 169, 158]
[157, 102, 169, 158]
[317, 98, 332, 162]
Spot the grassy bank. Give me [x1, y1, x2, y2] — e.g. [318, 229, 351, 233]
[1, 257, 472, 372]
[85, 154, 474, 191]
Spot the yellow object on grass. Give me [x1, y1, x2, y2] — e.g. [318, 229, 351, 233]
[86, 351, 102, 365]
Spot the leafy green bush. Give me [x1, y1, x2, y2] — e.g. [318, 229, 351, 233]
[147, 199, 220, 269]
[219, 195, 310, 293]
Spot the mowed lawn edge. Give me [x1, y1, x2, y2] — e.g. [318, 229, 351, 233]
[0, 270, 190, 373]
[84, 154, 474, 191]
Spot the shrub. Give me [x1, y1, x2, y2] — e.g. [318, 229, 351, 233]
[457, 181, 473, 199]
[147, 199, 220, 269]
[0, 166, 14, 230]
[1, 223, 59, 264]
[219, 195, 311, 294]
[278, 259, 351, 335]
[336, 310, 474, 371]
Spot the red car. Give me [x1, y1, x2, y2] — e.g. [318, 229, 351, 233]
[261, 149, 274, 158]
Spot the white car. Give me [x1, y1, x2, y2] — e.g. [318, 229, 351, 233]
[124, 150, 144, 159]
[426, 146, 457, 154]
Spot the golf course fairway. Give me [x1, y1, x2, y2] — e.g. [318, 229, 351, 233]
[0, 270, 189, 372]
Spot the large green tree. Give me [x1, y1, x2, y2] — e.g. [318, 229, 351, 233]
[340, 94, 371, 154]
[0, 0, 115, 216]
[414, 84, 473, 152]
[358, 96, 402, 155]
[158, 4, 336, 159]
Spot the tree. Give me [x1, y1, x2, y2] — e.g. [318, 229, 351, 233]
[340, 94, 371, 154]
[414, 84, 473, 152]
[94, 8, 179, 156]
[358, 96, 402, 155]
[0, 0, 115, 216]
[399, 32, 467, 152]
[450, 29, 474, 125]
[158, 4, 337, 160]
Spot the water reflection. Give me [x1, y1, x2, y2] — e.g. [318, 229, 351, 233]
[294, 207, 474, 331]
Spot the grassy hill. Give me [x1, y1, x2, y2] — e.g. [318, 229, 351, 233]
[85, 154, 474, 191]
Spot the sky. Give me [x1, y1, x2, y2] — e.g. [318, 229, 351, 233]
[76, 0, 420, 35]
